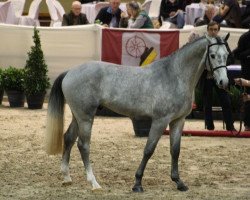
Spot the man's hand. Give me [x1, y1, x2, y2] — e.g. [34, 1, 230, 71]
[234, 78, 250, 87]
[169, 11, 176, 17]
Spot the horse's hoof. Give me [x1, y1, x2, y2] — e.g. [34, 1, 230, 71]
[92, 187, 103, 193]
[177, 184, 189, 191]
[62, 180, 72, 186]
[132, 185, 144, 193]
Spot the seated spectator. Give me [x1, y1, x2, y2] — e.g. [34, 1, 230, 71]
[194, 4, 216, 26]
[62, 1, 89, 26]
[119, 3, 133, 28]
[79, 0, 104, 4]
[95, 0, 122, 27]
[241, 0, 250, 28]
[213, 0, 241, 28]
[120, 1, 153, 29]
[158, 0, 186, 29]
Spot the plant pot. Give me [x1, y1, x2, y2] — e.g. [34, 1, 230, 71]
[6, 90, 25, 107]
[132, 118, 152, 137]
[0, 90, 3, 105]
[26, 92, 46, 109]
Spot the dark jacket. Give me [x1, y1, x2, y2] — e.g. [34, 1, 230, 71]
[62, 11, 89, 26]
[233, 30, 250, 78]
[158, 0, 187, 25]
[95, 6, 121, 27]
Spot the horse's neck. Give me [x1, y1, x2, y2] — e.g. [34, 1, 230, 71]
[169, 39, 207, 92]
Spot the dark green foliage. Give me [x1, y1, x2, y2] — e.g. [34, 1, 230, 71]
[195, 85, 242, 113]
[0, 68, 3, 90]
[24, 27, 50, 95]
[229, 85, 241, 112]
[2, 67, 25, 91]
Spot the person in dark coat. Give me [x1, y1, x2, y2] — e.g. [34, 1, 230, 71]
[158, 0, 189, 28]
[95, 0, 121, 27]
[233, 29, 250, 131]
[241, 0, 250, 28]
[213, 0, 241, 28]
[62, 1, 89, 26]
[203, 21, 235, 131]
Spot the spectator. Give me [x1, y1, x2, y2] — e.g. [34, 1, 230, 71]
[213, 0, 241, 28]
[158, 0, 186, 29]
[203, 21, 235, 131]
[95, 0, 122, 27]
[62, 1, 89, 26]
[195, 4, 217, 26]
[79, 0, 104, 4]
[233, 28, 250, 131]
[119, 3, 133, 28]
[120, 1, 153, 29]
[241, 0, 250, 28]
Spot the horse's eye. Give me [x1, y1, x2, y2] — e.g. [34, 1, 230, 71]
[210, 54, 215, 59]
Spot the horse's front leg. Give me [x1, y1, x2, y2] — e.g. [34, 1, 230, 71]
[132, 119, 168, 192]
[169, 117, 188, 191]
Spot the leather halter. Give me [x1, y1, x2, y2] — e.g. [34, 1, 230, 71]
[205, 41, 229, 75]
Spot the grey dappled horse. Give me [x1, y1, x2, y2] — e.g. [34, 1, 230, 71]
[46, 34, 230, 192]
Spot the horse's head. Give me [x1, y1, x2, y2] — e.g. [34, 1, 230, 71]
[205, 33, 230, 90]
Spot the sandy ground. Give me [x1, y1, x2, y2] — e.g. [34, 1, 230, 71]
[0, 102, 249, 200]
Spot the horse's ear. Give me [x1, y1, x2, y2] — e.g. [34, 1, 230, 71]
[223, 33, 230, 41]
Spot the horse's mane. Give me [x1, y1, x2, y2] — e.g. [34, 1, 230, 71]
[168, 36, 206, 59]
[152, 36, 207, 67]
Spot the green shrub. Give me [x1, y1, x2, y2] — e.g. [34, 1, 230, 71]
[2, 67, 25, 91]
[229, 85, 241, 112]
[0, 68, 3, 90]
[194, 84, 242, 113]
[24, 27, 50, 96]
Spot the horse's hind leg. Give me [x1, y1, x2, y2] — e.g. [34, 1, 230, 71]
[169, 117, 188, 191]
[61, 117, 78, 185]
[133, 119, 168, 192]
[77, 119, 102, 191]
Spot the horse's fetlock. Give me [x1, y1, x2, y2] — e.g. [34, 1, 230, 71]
[135, 173, 143, 180]
[171, 175, 180, 182]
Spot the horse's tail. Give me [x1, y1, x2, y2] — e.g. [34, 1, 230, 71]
[45, 71, 68, 155]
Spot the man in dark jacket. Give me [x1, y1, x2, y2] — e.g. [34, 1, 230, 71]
[233, 29, 250, 130]
[62, 1, 89, 26]
[241, 0, 250, 28]
[213, 0, 241, 28]
[158, 0, 189, 28]
[203, 21, 235, 131]
[95, 0, 121, 27]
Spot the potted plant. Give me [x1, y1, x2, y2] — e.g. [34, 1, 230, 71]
[2, 67, 25, 107]
[0, 68, 4, 105]
[24, 27, 50, 109]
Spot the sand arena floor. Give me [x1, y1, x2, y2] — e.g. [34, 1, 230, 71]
[0, 102, 249, 200]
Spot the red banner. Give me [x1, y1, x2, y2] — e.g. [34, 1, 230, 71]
[102, 29, 179, 66]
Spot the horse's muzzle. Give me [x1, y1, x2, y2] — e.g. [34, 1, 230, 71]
[217, 78, 229, 90]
